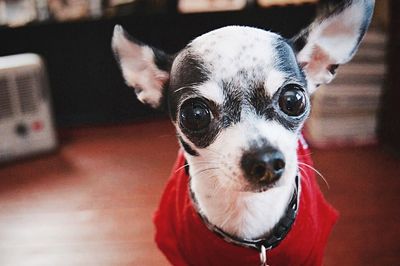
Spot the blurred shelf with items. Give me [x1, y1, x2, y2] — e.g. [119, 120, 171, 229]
[0, 0, 321, 28]
[0, 0, 317, 128]
[0, 0, 170, 27]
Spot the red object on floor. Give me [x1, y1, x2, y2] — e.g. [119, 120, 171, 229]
[154, 139, 339, 266]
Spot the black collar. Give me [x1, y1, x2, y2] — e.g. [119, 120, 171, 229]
[186, 162, 299, 252]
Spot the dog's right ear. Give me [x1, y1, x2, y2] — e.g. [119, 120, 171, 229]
[112, 25, 173, 108]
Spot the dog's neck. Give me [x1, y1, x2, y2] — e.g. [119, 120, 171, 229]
[189, 169, 297, 240]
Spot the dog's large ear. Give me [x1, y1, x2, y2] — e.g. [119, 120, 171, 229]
[292, 0, 374, 93]
[112, 25, 173, 108]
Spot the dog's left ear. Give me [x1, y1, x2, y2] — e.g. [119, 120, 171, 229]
[112, 25, 173, 108]
[292, 0, 374, 93]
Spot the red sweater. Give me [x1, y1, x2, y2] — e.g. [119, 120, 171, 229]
[154, 139, 338, 266]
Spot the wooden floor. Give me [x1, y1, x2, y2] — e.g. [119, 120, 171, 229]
[0, 118, 399, 265]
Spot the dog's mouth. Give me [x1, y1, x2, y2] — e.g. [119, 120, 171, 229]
[245, 179, 279, 193]
[254, 185, 272, 193]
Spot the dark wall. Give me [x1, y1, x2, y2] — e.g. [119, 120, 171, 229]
[379, 0, 400, 154]
[0, 5, 315, 127]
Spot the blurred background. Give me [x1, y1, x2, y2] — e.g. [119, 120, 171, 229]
[0, 0, 398, 265]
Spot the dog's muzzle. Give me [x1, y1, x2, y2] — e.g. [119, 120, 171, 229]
[241, 146, 285, 189]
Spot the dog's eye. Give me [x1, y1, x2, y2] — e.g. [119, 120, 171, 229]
[279, 85, 306, 116]
[180, 99, 211, 132]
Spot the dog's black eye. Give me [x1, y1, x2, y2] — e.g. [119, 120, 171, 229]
[180, 99, 211, 132]
[279, 85, 306, 116]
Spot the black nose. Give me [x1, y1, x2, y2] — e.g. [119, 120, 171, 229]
[241, 147, 285, 185]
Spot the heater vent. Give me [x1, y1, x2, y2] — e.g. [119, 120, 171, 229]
[0, 77, 14, 120]
[16, 73, 38, 114]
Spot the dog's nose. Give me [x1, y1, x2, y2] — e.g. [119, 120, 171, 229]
[241, 147, 285, 185]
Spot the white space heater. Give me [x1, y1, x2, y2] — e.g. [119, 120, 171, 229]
[0, 53, 57, 163]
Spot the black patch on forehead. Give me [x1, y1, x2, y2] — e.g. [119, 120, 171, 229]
[221, 80, 243, 128]
[170, 49, 210, 90]
[274, 38, 306, 86]
[247, 85, 272, 117]
[168, 50, 211, 122]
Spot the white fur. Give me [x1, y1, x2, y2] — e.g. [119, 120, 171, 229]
[265, 69, 287, 97]
[186, 115, 299, 239]
[195, 81, 225, 105]
[189, 26, 278, 94]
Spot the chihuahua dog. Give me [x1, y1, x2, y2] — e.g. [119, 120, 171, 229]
[112, 0, 374, 265]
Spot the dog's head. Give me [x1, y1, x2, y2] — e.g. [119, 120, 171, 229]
[112, 0, 373, 194]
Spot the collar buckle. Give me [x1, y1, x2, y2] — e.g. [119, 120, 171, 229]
[259, 244, 269, 266]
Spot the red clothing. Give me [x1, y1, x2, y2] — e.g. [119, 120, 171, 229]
[154, 139, 338, 266]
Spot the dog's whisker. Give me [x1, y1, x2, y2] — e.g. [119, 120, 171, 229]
[190, 161, 220, 166]
[219, 203, 237, 229]
[298, 166, 312, 188]
[175, 163, 189, 173]
[192, 159, 220, 164]
[175, 161, 219, 173]
[298, 162, 330, 189]
[191, 167, 220, 177]
[179, 163, 219, 176]
[173, 84, 198, 94]
[173, 86, 189, 94]
[175, 162, 217, 173]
